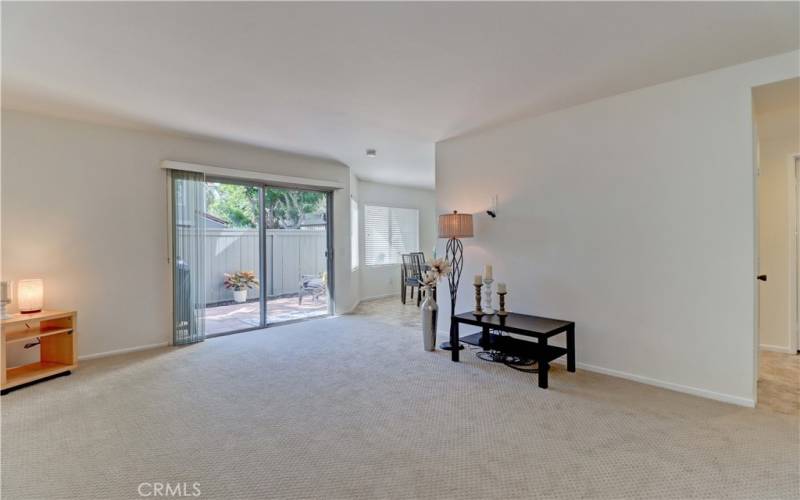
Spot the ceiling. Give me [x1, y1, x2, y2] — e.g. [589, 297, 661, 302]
[3, 2, 798, 189]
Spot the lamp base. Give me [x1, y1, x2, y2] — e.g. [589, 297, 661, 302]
[439, 341, 464, 351]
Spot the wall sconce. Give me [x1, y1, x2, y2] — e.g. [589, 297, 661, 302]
[486, 195, 498, 218]
[18, 279, 44, 313]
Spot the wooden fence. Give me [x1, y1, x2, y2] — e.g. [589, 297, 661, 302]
[179, 228, 328, 304]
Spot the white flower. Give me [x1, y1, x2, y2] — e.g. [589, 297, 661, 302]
[429, 258, 452, 280]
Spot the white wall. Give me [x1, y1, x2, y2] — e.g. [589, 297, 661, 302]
[755, 78, 800, 352]
[356, 180, 436, 301]
[349, 171, 361, 304]
[436, 51, 800, 406]
[1, 110, 356, 359]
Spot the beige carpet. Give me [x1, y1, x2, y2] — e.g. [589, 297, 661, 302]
[1, 312, 798, 499]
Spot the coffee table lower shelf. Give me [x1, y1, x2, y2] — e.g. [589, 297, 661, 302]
[459, 332, 568, 363]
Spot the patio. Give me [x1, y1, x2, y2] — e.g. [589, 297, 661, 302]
[203, 295, 329, 335]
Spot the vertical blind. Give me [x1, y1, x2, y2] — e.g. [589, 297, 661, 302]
[171, 169, 207, 345]
[351, 198, 359, 270]
[364, 205, 419, 266]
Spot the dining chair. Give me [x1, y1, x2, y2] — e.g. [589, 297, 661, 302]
[401, 253, 424, 305]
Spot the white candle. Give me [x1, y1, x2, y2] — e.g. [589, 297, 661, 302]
[496, 283, 507, 293]
[474, 274, 483, 285]
[484, 265, 493, 280]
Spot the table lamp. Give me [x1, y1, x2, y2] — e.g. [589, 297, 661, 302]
[18, 279, 44, 313]
[438, 211, 474, 350]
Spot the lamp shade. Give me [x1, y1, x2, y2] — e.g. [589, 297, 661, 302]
[18, 279, 44, 313]
[438, 211, 474, 239]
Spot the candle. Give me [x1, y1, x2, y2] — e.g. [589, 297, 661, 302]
[484, 265, 493, 280]
[497, 283, 507, 293]
[0, 281, 7, 302]
[474, 274, 483, 285]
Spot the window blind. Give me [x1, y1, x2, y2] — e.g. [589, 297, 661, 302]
[364, 205, 419, 266]
[351, 198, 359, 270]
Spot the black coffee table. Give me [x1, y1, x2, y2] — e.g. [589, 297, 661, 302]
[450, 312, 575, 388]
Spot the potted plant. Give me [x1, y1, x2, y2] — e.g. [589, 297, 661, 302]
[224, 271, 259, 303]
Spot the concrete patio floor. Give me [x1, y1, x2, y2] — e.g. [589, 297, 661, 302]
[203, 295, 329, 335]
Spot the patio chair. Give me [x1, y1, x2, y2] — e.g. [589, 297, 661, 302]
[299, 273, 326, 305]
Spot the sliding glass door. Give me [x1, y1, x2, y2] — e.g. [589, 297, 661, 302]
[264, 187, 331, 323]
[202, 179, 263, 336]
[199, 179, 332, 336]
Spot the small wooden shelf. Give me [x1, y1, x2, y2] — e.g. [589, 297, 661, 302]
[2, 310, 77, 393]
[5, 326, 73, 344]
[6, 361, 74, 387]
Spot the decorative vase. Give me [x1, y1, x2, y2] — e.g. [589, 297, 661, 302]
[421, 286, 438, 351]
[233, 289, 248, 303]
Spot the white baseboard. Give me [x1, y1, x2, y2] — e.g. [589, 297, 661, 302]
[548, 358, 755, 408]
[759, 343, 795, 354]
[79, 342, 169, 361]
[358, 293, 399, 304]
[442, 331, 754, 407]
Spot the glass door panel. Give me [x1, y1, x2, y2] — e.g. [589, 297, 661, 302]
[264, 187, 331, 323]
[202, 180, 263, 335]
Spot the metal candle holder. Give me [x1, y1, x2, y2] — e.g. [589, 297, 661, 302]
[473, 283, 483, 315]
[497, 292, 508, 316]
[482, 278, 494, 314]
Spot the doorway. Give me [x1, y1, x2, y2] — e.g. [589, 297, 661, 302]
[753, 77, 800, 413]
[201, 180, 333, 336]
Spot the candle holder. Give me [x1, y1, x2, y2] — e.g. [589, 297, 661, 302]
[473, 283, 483, 315]
[497, 292, 508, 316]
[482, 278, 494, 314]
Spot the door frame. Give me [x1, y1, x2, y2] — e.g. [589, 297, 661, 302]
[793, 155, 800, 353]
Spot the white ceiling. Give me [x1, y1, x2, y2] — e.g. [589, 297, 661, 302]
[3, 2, 798, 189]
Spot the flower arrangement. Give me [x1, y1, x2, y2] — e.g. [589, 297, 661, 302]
[420, 257, 452, 287]
[223, 271, 259, 291]
[428, 257, 452, 280]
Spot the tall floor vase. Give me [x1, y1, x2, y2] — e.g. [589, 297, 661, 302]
[421, 286, 438, 351]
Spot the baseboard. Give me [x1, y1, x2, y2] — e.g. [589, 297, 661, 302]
[549, 358, 755, 408]
[79, 342, 170, 361]
[359, 293, 399, 303]
[343, 294, 400, 315]
[759, 343, 795, 354]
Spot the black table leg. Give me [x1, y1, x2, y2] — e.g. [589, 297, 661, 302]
[566, 325, 576, 372]
[451, 320, 460, 362]
[481, 325, 490, 349]
[538, 336, 549, 389]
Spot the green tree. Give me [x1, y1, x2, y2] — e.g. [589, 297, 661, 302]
[207, 184, 325, 229]
[265, 188, 325, 229]
[206, 184, 259, 228]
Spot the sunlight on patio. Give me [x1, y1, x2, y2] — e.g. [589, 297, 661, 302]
[203, 295, 328, 335]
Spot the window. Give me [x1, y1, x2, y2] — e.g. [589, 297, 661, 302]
[364, 205, 419, 266]
[351, 197, 359, 270]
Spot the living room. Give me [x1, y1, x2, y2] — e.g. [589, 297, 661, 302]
[1, 2, 798, 499]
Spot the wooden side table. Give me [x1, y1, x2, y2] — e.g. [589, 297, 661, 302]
[1, 310, 77, 394]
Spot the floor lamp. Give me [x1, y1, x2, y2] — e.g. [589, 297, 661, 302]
[438, 211, 474, 350]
